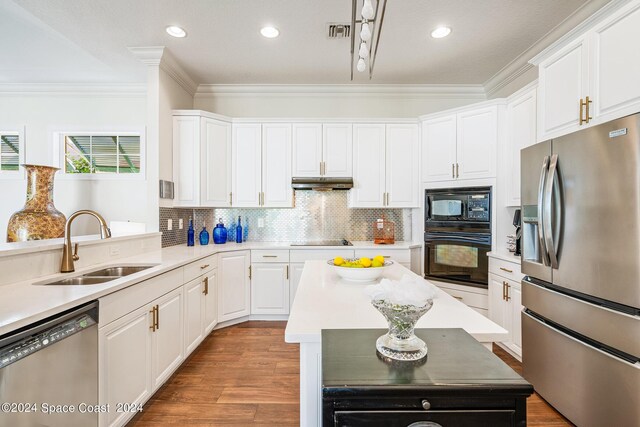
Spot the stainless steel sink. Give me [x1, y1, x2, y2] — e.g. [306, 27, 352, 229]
[83, 266, 153, 277]
[34, 265, 155, 286]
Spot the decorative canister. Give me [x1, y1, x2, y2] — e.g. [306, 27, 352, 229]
[213, 218, 228, 244]
[6, 165, 67, 242]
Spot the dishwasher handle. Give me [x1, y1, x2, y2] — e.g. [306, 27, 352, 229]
[0, 300, 98, 350]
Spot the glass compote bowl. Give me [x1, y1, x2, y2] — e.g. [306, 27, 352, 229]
[372, 299, 434, 361]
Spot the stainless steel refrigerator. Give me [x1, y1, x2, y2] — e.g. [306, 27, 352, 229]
[521, 113, 640, 427]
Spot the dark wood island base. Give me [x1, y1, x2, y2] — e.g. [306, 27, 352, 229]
[322, 328, 534, 427]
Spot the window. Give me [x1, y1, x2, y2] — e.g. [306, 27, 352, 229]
[61, 133, 142, 176]
[0, 129, 24, 177]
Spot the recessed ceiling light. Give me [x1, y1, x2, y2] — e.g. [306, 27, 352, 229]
[260, 26, 280, 38]
[166, 26, 187, 38]
[431, 26, 452, 39]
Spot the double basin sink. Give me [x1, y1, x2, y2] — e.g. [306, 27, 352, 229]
[35, 265, 154, 286]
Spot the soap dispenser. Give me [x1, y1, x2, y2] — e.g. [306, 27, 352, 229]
[213, 218, 228, 244]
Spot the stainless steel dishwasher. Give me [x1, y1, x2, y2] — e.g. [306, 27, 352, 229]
[0, 300, 98, 427]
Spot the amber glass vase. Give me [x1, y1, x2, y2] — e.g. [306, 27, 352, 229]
[6, 165, 67, 242]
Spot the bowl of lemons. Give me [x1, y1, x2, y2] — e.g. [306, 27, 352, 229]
[328, 255, 393, 282]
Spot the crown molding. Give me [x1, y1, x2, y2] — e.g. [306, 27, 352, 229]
[0, 83, 146, 96]
[195, 84, 486, 99]
[128, 46, 198, 96]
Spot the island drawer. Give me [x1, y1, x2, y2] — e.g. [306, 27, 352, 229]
[184, 254, 217, 282]
[251, 250, 290, 263]
[290, 249, 354, 263]
[354, 249, 410, 263]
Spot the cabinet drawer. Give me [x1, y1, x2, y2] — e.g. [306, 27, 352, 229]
[290, 249, 354, 263]
[489, 257, 523, 283]
[333, 410, 515, 426]
[251, 249, 290, 263]
[438, 286, 488, 310]
[184, 254, 217, 283]
[354, 249, 410, 263]
[100, 268, 184, 326]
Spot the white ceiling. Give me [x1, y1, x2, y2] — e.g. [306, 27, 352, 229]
[2, 0, 591, 85]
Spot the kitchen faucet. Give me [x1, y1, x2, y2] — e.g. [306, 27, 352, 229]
[60, 210, 111, 273]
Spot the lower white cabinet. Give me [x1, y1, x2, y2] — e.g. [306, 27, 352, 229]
[488, 256, 524, 359]
[218, 250, 251, 322]
[184, 268, 218, 356]
[203, 269, 218, 334]
[99, 286, 183, 427]
[251, 263, 290, 314]
[434, 281, 489, 317]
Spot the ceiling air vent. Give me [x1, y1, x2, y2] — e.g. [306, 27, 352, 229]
[327, 23, 351, 39]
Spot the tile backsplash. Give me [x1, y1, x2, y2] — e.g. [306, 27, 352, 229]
[159, 191, 411, 247]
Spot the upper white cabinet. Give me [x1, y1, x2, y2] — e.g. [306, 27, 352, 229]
[421, 104, 499, 183]
[505, 85, 537, 207]
[173, 112, 232, 207]
[292, 123, 352, 177]
[232, 123, 293, 208]
[535, 0, 640, 140]
[351, 123, 419, 208]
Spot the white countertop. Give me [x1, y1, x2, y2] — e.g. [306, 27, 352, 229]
[0, 240, 420, 336]
[488, 250, 522, 265]
[285, 261, 507, 344]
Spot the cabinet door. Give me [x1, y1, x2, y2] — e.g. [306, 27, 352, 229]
[173, 115, 200, 206]
[591, 1, 640, 124]
[509, 281, 523, 355]
[203, 269, 218, 335]
[184, 277, 204, 356]
[251, 263, 290, 315]
[232, 124, 262, 207]
[201, 118, 232, 207]
[488, 275, 507, 332]
[350, 124, 386, 207]
[421, 115, 457, 182]
[99, 306, 152, 427]
[386, 124, 419, 207]
[292, 123, 322, 177]
[537, 35, 589, 140]
[262, 123, 293, 207]
[289, 262, 305, 310]
[218, 250, 251, 322]
[152, 287, 184, 389]
[456, 106, 497, 180]
[323, 124, 353, 177]
[506, 88, 537, 207]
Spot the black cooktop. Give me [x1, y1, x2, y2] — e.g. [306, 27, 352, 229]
[290, 239, 352, 246]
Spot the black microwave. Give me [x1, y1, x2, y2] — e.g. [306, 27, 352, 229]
[425, 187, 491, 226]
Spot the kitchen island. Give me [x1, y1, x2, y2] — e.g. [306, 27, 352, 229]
[285, 260, 508, 427]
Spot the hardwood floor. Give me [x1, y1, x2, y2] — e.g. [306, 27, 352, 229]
[129, 321, 573, 426]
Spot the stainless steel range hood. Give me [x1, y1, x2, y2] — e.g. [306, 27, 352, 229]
[291, 177, 353, 191]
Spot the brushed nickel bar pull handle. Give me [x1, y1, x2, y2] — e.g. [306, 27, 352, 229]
[262, 255, 278, 258]
[452, 163, 455, 178]
[286, 265, 289, 280]
[203, 276, 209, 295]
[506, 283, 511, 301]
[499, 267, 513, 273]
[155, 305, 159, 330]
[200, 264, 210, 270]
[456, 163, 459, 178]
[149, 307, 156, 331]
[579, 98, 586, 125]
[383, 255, 391, 258]
[230, 192, 233, 206]
[249, 265, 252, 280]
[502, 281, 507, 301]
[585, 96, 592, 124]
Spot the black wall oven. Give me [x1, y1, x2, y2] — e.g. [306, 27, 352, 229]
[424, 187, 492, 288]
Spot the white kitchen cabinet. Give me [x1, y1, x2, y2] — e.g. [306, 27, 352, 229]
[251, 263, 290, 315]
[289, 262, 305, 310]
[421, 104, 499, 183]
[488, 256, 524, 359]
[421, 115, 457, 182]
[385, 124, 419, 207]
[292, 123, 353, 178]
[184, 276, 204, 355]
[99, 305, 152, 427]
[323, 124, 353, 177]
[505, 85, 537, 207]
[172, 112, 232, 207]
[535, 0, 640, 140]
[232, 124, 262, 207]
[218, 250, 251, 322]
[292, 124, 322, 177]
[262, 124, 293, 207]
[488, 276, 508, 331]
[151, 287, 184, 389]
[351, 123, 419, 208]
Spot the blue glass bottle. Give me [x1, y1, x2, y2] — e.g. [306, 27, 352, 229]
[187, 219, 195, 247]
[213, 218, 227, 244]
[199, 221, 210, 245]
[236, 216, 243, 243]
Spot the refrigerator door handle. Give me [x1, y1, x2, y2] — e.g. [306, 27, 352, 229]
[544, 154, 561, 269]
[538, 156, 551, 266]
